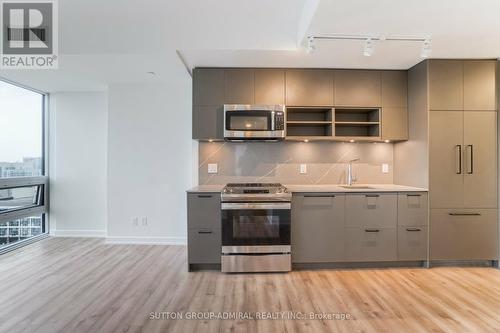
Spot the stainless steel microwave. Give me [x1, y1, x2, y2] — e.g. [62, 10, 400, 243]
[224, 104, 285, 141]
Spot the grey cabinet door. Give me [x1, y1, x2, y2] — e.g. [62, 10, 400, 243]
[429, 111, 464, 208]
[187, 193, 221, 229]
[255, 69, 285, 105]
[381, 71, 407, 108]
[192, 106, 224, 140]
[334, 70, 381, 107]
[428, 60, 463, 111]
[285, 69, 334, 106]
[345, 227, 397, 261]
[430, 209, 498, 260]
[463, 111, 497, 208]
[398, 226, 428, 261]
[193, 69, 224, 106]
[224, 69, 255, 104]
[291, 193, 345, 263]
[463, 60, 497, 111]
[398, 192, 429, 226]
[188, 228, 221, 264]
[381, 107, 408, 141]
[345, 193, 397, 228]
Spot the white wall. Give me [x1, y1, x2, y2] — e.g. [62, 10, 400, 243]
[49, 92, 108, 236]
[106, 78, 193, 244]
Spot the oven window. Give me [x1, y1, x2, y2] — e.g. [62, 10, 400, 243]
[222, 208, 290, 246]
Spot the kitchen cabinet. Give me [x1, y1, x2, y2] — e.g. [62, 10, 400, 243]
[255, 69, 285, 105]
[381, 71, 408, 141]
[345, 227, 397, 262]
[345, 193, 397, 228]
[334, 70, 381, 107]
[285, 69, 334, 106]
[291, 193, 345, 262]
[429, 111, 497, 208]
[397, 192, 428, 261]
[428, 60, 463, 111]
[224, 69, 255, 104]
[192, 106, 224, 140]
[187, 192, 221, 267]
[397, 192, 428, 226]
[193, 68, 224, 106]
[398, 226, 428, 261]
[430, 209, 498, 260]
[463, 60, 497, 111]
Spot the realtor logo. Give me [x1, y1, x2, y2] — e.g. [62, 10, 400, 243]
[1, 0, 58, 69]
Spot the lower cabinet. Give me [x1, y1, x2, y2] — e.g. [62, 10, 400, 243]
[188, 228, 221, 264]
[291, 193, 345, 263]
[397, 192, 429, 260]
[398, 226, 428, 260]
[345, 227, 397, 261]
[430, 209, 498, 260]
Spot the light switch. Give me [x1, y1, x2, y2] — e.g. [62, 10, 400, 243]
[300, 164, 307, 174]
[208, 163, 218, 174]
[382, 164, 389, 173]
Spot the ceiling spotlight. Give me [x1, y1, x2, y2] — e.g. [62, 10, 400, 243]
[306, 36, 316, 54]
[421, 39, 432, 58]
[363, 38, 375, 57]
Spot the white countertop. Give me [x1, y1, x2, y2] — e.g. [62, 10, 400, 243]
[187, 184, 427, 193]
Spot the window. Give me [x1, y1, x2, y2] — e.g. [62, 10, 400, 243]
[0, 79, 47, 252]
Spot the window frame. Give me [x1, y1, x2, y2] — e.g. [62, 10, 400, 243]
[0, 77, 49, 253]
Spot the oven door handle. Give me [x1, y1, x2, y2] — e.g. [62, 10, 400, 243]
[221, 202, 291, 210]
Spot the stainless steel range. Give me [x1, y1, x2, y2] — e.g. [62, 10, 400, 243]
[221, 183, 292, 273]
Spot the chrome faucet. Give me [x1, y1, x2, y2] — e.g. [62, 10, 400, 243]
[347, 158, 360, 186]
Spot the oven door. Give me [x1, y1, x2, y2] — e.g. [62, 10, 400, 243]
[221, 202, 291, 247]
[225, 110, 273, 132]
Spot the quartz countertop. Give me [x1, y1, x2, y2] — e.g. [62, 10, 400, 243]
[187, 184, 427, 193]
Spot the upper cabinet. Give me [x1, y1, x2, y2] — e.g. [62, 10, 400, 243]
[285, 69, 334, 106]
[334, 70, 381, 107]
[193, 68, 225, 106]
[381, 71, 408, 141]
[224, 69, 254, 104]
[463, 60, 497, 111]
[255, 69, 285, 105]
[428, 60, 463, 110]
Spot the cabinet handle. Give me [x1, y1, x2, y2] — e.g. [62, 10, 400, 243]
[197, 230, 213, 234]
[466, 145, 474, 174]
[406, 194, 421, 197]
[365, 229, 380, 233]
[365, 194, 380, 198]
[197, 194, 213, 198]
[406, 228, 422, 232]
[448, 213, 481, 216]
[455, 145, 462, 174]
[304, 194, 335, 197]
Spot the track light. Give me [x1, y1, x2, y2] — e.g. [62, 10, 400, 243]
[363, 38, 375, 57]
[306, 36, 315, 53]
[421, 39, 432, 58]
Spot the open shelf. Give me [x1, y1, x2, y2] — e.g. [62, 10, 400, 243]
[286, 123, 333, 137]
[334, 108, 380, 123]
[333, 108, 380, 139]
[286, 107, 333, 122]
[334, 123, 380, 137]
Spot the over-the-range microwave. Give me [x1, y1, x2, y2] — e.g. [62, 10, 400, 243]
[223, 104, 285, 141]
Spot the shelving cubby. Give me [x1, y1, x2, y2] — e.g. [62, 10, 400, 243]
[285, 107, 334, 138]
[333, 108, 381, 140]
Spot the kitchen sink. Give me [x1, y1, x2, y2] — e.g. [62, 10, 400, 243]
[340, 185, 375, 189]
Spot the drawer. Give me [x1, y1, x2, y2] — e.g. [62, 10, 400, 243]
[430, 209, 498, 260]
[188, 228, 221, 264]
[398, 226, 428, 261]
[345, 193, 397, 228]
[345, 227, 397, 261]
[187, 193, 221, 229]
[398, 192, 429, 226]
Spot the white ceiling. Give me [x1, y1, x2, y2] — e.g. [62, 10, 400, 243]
[2, 0, 500, 92]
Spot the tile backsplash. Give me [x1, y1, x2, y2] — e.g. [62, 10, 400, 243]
[199, 141, 394, 185]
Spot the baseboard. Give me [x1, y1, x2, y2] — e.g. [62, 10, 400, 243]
[105, 236, 187, 245]
[50, 229, 107, 238]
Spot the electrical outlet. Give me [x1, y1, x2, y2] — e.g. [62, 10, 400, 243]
[382, 163, 389, 174]
[141, 216, 148, 226]
[300, 164, 307, 174]
[208, 163, 218, 174]
[132, 216, 139, 226]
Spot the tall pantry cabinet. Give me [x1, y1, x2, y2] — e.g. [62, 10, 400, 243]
[426, 60, 498, 260]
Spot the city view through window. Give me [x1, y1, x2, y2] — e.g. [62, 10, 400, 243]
[0, 80, 45, 247]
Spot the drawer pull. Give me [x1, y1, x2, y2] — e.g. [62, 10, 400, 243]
[304, 194, 335, 198]
[197, 230, 213, 234]
[365, 229, 380, 233]
[448, 213, 481, 216]
[406, 194, 422, 197]
[365, 194, 380, 197]
[197, 194, 213, 198]
[406, 228, 422, 232]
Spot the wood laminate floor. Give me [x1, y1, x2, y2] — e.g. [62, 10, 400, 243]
[1, 238, 500, 333]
